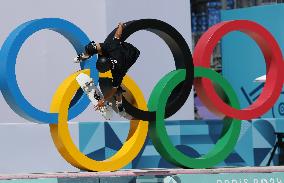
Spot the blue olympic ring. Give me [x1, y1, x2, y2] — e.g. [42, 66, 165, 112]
[0, 18, 98, 123]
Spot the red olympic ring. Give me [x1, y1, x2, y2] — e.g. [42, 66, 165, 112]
[193, 20, 284, 120]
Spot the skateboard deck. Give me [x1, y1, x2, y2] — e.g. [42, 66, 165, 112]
[76, 73, 113, 120]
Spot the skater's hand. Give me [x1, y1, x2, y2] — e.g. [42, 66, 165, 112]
[95, 99, 105, 111]
[74, 53, 90, 63]
[74, 54, 83, 63]
[118, 22, 126, 29]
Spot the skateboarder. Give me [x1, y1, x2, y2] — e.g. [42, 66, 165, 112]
[74, 22, 140, 115]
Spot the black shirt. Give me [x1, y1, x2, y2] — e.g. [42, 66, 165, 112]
[100, 38, 140, 88]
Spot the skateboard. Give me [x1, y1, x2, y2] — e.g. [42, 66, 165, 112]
[76, 73, 113, 120]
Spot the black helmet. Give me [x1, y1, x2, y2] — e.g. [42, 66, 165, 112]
[96, 56, 112, 73]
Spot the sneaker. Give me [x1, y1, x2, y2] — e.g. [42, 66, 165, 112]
[117, 103, 124, 112]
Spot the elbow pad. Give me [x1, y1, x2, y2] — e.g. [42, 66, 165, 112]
[85, 41, 98, 55]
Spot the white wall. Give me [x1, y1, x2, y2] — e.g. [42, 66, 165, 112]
[0, 0, 192, 173]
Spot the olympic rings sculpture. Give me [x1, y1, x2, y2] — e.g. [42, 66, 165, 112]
[0, 18, 283, 171]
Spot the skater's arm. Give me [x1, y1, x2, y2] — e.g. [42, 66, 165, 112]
[74, 42, 102, 63]
[85, 42, 102, 56]
[114, 23, 124, 39]
[79, 41, 97, 59]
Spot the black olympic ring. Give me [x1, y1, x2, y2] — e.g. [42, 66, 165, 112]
[102, 19, 194, 121]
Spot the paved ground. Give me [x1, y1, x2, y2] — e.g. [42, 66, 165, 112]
[1, 166, 284, 180]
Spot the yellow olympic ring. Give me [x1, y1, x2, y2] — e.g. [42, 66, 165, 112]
[49, 69, 148, 171]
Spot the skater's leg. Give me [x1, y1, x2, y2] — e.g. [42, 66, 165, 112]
[115, 93, 122, 103]
[114, 86, 139, 120]
[115, 93, 124, 113]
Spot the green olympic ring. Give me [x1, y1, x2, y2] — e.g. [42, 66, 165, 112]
[148, 67, 241, 168]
